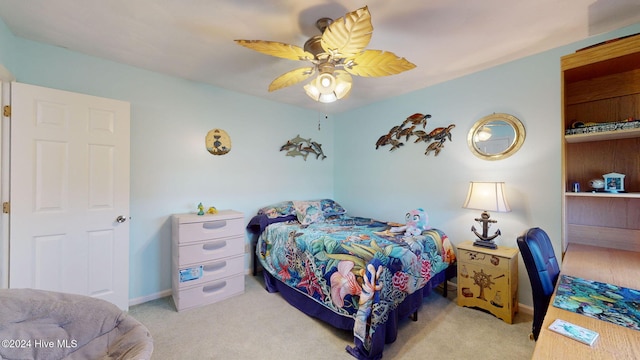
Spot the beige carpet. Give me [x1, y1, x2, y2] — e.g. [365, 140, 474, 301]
[129, 275, 535, 359]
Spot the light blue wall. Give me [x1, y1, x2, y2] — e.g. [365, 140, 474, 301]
[1, 16, 639, 307]
[0, 16, 13, 66]
[333, 23, 640, 306]
[0, 21, 335, 302]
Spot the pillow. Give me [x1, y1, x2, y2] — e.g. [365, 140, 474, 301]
[319, 199, 347, 217]
[257, 201, 296, 219]
[293, 200, 325, 225]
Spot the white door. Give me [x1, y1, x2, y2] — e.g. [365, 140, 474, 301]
[8, 82, 130, 310]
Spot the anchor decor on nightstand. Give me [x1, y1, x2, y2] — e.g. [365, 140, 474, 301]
[462, 181, 511, 249]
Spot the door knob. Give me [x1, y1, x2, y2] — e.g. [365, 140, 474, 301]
[116, 215, 127, 223]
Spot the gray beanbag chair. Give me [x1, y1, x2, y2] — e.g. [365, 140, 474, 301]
[0, 289, 153, 360]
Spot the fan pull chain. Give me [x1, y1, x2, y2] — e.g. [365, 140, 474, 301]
[318, 113, 328, 131]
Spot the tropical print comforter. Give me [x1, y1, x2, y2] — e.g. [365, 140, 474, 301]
[256, 215, 456, 354]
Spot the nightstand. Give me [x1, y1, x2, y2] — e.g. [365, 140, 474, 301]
[171, 210, 245, 311]
[457, 241, 519, 323]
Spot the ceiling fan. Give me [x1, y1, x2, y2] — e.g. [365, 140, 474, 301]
[235, 6, 416, 103]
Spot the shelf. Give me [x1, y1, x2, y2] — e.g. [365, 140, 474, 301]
[564, 127, 640, 143]
[565, 191, 640, 199]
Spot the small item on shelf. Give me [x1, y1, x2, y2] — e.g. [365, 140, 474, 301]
[548, 319, 599, 346]
[572, 182, 580, 192]
[197, 202, 205, 216]
[589, 179, 604, 190]
[603, 172, 625, 193]
[565, 118, 639, 136]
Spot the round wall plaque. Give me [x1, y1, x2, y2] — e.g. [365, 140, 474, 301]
[205, 128, 232, 155]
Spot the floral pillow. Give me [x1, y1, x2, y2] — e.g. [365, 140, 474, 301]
[319, 199, 347, 217]
[293, 200, 325, 225]
[257, 201, 296, 219]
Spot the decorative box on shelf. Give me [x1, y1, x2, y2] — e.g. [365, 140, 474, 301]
[171, 210, 245, 311]
[457, 241, 519, 324]
[565, 118, 640, 136]
[603, 172, 626, 193]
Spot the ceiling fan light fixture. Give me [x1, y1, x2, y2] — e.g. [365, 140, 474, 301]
[236, 7, 414, 104]
[304, 70, 352, 103]
[303, 83, 321, 101]
[318, 93, 338, 103]
[333, 76, 352, 99]
[317, 73, 336, 93]
[304, 79, 337, 103]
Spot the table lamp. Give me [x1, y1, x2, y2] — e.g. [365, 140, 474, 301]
[462, 181, 511, 249]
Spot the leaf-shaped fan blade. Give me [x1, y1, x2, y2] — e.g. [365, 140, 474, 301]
[235, 40, 314, 61]
[334, 70, 353, 83]
[321, 6, 373, 58]
[269, 67, 316, 92]
[344, 50, 416, 77]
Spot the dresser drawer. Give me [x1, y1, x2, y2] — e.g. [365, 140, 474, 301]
[177, 235, 244, 264]
[177, 217, 244, 244]
[458, 248, 509, 270]
[173, 274, 245, 311]
[175, 254, 244, 288]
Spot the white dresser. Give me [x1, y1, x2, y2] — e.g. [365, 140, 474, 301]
[171, 210, 245, 311]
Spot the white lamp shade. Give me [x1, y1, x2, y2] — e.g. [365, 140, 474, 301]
[462, 182, 511, 212]
[317, 73, 336, 93]
[304, 70, 352, 103]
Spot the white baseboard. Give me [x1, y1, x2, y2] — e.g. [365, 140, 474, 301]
[518, 303, 533, 316]
[129, 289, 172, 307]
[128, 267, 256, 307]
[127, 279, 535, 316]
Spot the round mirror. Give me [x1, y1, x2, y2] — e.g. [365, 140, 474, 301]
[467, 113, 525, 160]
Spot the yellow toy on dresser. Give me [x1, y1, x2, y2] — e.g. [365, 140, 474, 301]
[456, 241, 519, 323]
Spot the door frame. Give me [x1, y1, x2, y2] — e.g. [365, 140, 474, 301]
[0, 66, 16, 288]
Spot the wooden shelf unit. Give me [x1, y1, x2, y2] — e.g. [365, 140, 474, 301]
[561, 33, 640, 252]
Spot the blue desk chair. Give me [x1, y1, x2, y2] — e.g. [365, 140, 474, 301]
[517, 227, 560, 340]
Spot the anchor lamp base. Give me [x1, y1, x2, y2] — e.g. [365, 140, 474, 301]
[473, 239, 498, 249]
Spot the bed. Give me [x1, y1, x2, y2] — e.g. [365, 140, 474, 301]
[247, 199, 456, 360]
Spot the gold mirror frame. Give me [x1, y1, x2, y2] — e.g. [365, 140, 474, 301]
[467, 113, 525, 160]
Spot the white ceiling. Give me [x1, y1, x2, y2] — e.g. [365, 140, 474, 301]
[0, 0, 639, 114]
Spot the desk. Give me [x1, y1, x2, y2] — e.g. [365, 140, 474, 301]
[532, 243, 640, 359]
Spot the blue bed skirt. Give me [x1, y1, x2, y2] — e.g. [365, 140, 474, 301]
[262, 268, 448, 359]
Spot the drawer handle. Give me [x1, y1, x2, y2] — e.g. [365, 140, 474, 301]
[202, 241, 227, 251]
[202, 220, 227, 230]
[202, 281, 226, 294]
[203, 261, 227, 273]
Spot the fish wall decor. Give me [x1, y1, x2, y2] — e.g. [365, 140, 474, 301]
[375, 113, 455, 156]
[280, 135, 327, 161]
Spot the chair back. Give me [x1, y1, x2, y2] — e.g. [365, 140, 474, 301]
[517, 227, 560, 340]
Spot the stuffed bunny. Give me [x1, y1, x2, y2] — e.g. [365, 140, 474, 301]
[391, 208, 430, 236]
